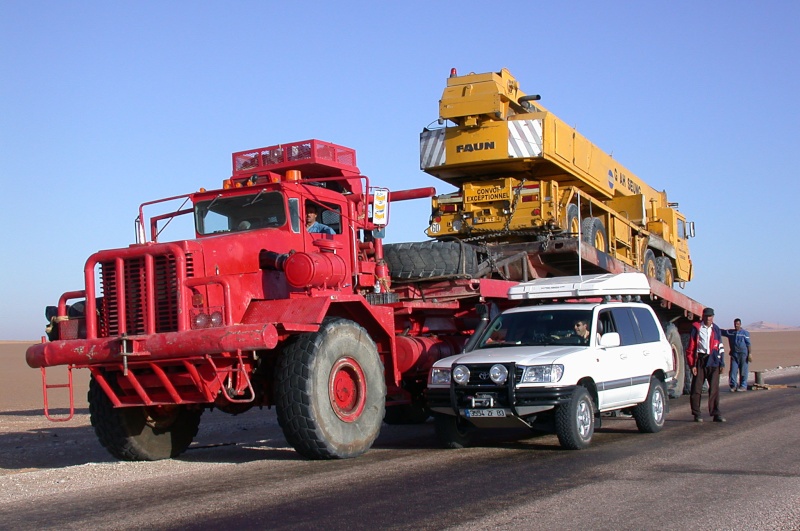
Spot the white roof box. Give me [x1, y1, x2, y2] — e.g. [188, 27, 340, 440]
[508, 273, 651, 300]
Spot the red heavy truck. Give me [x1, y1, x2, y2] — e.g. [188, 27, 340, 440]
[27, 139, 521, 460]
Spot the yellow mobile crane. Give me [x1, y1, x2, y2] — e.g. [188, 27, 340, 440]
[420, 68, 694, 286]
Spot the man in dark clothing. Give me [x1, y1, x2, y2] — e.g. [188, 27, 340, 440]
[722, 318, 752, 392]
[686, 307, 726, 423]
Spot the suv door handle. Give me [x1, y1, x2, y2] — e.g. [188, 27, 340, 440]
[619, 353, 628, 359]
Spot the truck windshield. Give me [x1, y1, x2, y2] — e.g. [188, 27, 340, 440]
[476, 309, 594, 348]
[194, 191, 287, 235]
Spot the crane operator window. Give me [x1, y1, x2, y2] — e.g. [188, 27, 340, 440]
[194, 191, 287, 235]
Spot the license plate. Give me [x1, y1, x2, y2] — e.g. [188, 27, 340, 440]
[465, 408, 507, 418]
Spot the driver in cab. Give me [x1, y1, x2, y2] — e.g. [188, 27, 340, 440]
[573, 320, 591, 345]
[306, 205, 335, 235]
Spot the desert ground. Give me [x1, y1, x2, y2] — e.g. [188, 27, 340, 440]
[0, 333, 798, 529]
[4, 331, 797, 414]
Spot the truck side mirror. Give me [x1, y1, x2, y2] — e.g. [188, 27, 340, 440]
[372, 228, 386, 240]
[687, 221, 696, 238]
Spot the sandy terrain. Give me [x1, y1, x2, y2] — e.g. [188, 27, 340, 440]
[4, 332, 798, 414]
[1, 332, 797, 470]
[0, 333, 798, 513]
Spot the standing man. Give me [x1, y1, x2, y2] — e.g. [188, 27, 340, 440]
[722, 318, 752, 392]
[686, 307, 726, 423]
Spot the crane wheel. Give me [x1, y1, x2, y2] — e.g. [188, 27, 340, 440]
[656, 257, 674, 288]
[643, 249, 657, 279]
[580, 217, 608, 253]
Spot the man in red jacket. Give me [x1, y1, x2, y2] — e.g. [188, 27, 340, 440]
[686, 307, 726, 423]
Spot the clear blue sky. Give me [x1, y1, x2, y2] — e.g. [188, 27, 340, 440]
[2, 1, 798, 340]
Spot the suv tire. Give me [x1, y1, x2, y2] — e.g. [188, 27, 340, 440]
[632, 377, 667, 433]
[555, 386, 595, 450]
[433, 413, 475, 449]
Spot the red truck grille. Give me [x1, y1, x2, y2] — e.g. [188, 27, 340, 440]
[99, 254, 194, 337]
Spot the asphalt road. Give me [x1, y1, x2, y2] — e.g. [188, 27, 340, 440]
[1, 369, 799, 531]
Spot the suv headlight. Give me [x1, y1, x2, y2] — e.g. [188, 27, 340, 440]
[429, 367, 451, 385]
[521, 364, 564, 383]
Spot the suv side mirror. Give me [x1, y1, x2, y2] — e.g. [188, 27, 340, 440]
[599, 332, 621, 348]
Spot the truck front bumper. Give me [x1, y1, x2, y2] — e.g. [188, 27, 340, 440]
[26, 323, 280, 368]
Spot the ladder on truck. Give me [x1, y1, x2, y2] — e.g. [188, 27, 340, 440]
[40, 366, 75, 422]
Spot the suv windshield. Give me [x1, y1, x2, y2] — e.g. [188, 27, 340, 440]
[476, 309, 594, 348]
[195, 191, 286, 235]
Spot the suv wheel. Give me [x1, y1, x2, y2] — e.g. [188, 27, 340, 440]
[434, 413, 475, 449]
[555, 386, 595, 450]
[632, 377, 667, 433]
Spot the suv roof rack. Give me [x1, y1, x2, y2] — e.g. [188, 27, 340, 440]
[508, 273, 651, 301]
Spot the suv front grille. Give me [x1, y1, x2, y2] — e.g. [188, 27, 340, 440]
[455, 363, 522, 387]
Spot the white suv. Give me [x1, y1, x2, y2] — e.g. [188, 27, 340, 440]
[426, 274, 673, 450]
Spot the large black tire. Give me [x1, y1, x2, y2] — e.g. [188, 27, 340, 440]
[632, 377, 667, 433]
[643, 249, 657, 280]
[433, 413, 475, 449]
[580, 217, 608, 253]
[88, 377, 202, 461]
[565, 204, 580, 236]
[275, 318, 386, 459]
[555, 386, 595, 450]
[383, 241, 479, 280]
[664, 323, 686, 398]
[656, 256, 674, 288]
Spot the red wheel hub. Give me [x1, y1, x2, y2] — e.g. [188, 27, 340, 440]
[328, 357, 367, 422]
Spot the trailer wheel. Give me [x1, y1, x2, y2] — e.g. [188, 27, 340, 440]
[664, 323, 686, 398]
[581, 217, 608, 253]
[433, 413, 475, 449]
[555, 386, 595, 450]
[656, 256, 674, 287]
[632, 377, 666, 433]
[88, 377, 201, 461]
[643, 249, 657, 280]
[681, 333, 693, 395]
[383, 241, 479, 280]
[276, 318, 385, 459]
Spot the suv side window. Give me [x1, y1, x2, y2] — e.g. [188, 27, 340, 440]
[610, 308, 640, 345]
[631, 307, 661, 343]
[598, 310, 616, 337]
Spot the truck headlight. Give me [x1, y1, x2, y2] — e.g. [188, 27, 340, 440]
[429, 368, 451, 385]
[490, 364, 508, 384]
[521, 364, 564, 383]
[452, 365, 470, 385]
